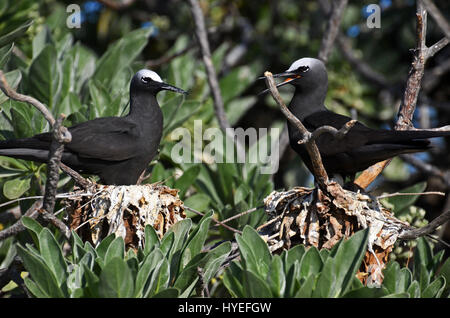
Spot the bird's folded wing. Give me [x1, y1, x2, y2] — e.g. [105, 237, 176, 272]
[298, 111, 372, 156]
[64, 118, 142, 161]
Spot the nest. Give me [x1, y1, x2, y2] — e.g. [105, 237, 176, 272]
[64, 183, 186, 250]
[261, 181, 412, 286]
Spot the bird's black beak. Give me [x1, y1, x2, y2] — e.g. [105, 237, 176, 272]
[160, 82, 188, 95]
[258, 71, 301, 96]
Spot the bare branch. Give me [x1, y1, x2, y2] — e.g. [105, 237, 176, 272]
[421, 0, 450, 40]
[0, 200, 42, 241]
[264, 72, 329, 189]
[378, 191, 445, 199]
[214, 206, 263, 226]
[399, 210, 450, 240]
[146, 45, 195, 69]
[336, 34, 392, 89]
[355, 1, 432, 189]
[187, 0, 230, 132]
[184, 206, 242, 234]
[400, 154, 450, 188]
[318, 0, 348, 64]
[0, 70, 55, 126]
[298, 120, 357, 144]
[41, 115, 71, 214]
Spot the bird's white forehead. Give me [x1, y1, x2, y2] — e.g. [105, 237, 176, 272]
[136, 69, 162, 83]
[286, 58, 320, 72]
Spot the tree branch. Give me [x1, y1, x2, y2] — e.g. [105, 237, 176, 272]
[187, 0, 230, 132]
[264, 72, 329, 190]
[318, 0, 348, 64]
[399, 210, 450, 240]
[421, 0, 450, 40]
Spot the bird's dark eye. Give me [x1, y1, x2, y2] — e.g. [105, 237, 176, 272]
[297, 66, 309, 73]
[141, 77, 152, 84]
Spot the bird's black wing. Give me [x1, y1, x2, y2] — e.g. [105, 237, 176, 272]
[59, 117, 142, 161]
[300, 110, 373, 156]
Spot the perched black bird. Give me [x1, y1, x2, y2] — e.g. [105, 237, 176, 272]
[263, 57, 450, 181]
[0, 69, 187, 185]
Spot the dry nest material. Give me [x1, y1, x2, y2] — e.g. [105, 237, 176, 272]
[261, 181, 413, 286]
[64, 183, 185, 250]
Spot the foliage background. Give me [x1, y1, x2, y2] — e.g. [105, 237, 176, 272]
[0, 0, 449, 298]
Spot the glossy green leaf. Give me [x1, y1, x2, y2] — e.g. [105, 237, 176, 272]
[143, 225, 160, 255]
[0, 69, 21, 105]
[28, 44, 61, 109]
[267, 255, 285, 297]
[16, 244, 65, 297]
[3, 176, 31, 199]
[98, 257, 134, 298]
[299, 246, 323, 279]
[174, 165, 201, 199]
[38, 228, 68, 286]
[0, 20, 33, 48]
[104, 236, 125, 265]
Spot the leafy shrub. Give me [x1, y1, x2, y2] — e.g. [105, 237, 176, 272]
[16, 212, 232, 298]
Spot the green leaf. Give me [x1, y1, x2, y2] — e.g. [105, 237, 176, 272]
[183, 193, 210, 213]
[21, 216, 44, 236]
[23, 276, 49, 298]
[380, 182, 427, 215]
[267, 255, 286, 297]
[93, 28, 152, 89]
[3, 176, 31, 199]
[152, 288, 179, 298]
[98, 257, 134, 298]
[422, 276, 445, 298]
[407, 280, 421, 298]
[28, 44, 61, 109]
[0, 69, 21, 105]
[16, 244, 65, 297]
[38, 228, 68, 286]
[174, 165, 201, 199]
[236, 226, 271, 277]
[314, 229, 369, 297]
[134, 248, 164, 297]
[104, 236, 125, 265]
[283, 245, 306, 274]
[0, 20, 33, 48]
[223, 261, 244, 298]
[294, 274, 316, 298]
[342, 286, 388, 298]
[95, 234, 116, 259]
[243, 270, 272, 298]
[144, 258, 170, 297]
[160, 231, 174, 258]
[180, 211, 213, 269]
[143, 225, 160, 255]
[0, 43, 14, 69]
[299, 247, 323, 279]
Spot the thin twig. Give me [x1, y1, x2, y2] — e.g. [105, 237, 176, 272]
[421, 0, 450, 40]
[264, 71, 329, 190]
[185, 206, 242, 234]
[400, 154, 450, 188]
[0, 70, 55, 126]
[355, 1, 431, 189]
[214, 206, 263, 226]
[399, 210, 450, 240]
[146, 45, 195, 69]
[187, 0, 230, 132]
[298, 120, 357, 144]
[0, 200, 42, 241]
[378, 191, 445, 199]
[318, 0, 348, 64]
